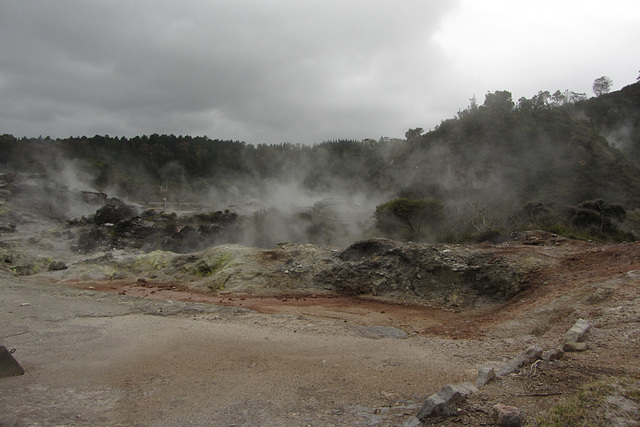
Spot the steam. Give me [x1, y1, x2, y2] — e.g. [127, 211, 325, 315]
[604, 121, 635, 152]
[3, 130, 573, 248]
[5, 85, 639, 250]
[201, 179, 382, 248]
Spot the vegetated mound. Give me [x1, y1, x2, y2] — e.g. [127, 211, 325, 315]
[52, 234, 573, 310]
[60, 199, 557, 308]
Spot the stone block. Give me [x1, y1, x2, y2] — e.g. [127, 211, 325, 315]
[497, 345, 543, 377]
[565, 318, 590, 343]
[542, 347, 564, 361]
[475, 366, 496, 387]
[563, 341, 588, 352]
[493, 404, 523, 427]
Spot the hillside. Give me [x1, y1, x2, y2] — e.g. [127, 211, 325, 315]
[2, 82, 640, 248]
[410, 84, 640, 209]
[581, 80, 640, 166]
[2, 83, 640, 246]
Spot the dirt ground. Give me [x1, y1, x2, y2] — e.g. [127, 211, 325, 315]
[2, 217, 640, 425]
[1, 273, 483, 426]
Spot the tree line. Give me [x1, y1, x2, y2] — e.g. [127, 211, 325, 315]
[1, 78, 639, 244]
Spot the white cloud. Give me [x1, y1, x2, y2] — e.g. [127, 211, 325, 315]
[434, 0, 640, 104]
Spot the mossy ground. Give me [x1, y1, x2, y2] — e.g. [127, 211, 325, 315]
[534, 377, 640, 426]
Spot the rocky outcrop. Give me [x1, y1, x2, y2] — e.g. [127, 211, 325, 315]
[316, 239, 536, 306]
[93, 198, 138, 226]
[73, 200, 239, 254]
[475, 366, 497, 387]
[61, 236, 548, 306]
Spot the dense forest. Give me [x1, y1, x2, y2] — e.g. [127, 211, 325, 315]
[1, 80, 640, 247]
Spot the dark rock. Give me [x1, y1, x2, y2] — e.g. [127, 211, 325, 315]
[94, 198, 138, 225]
[48, 260, 67, 271]
[73, 227, 111, 253]
[116, 217, 156, 239]
[196, 224, 223, 236]
[0, 346, 25, 378]
[338, 238, 398, 261]
[0, 223, 17, 233]
[319, 241, 532, 304]
[497, 345, 543, 376]
[79, 191, 107, 205]
[493, 404, 523, 426]
[417, 382, 477, 420]
[475, 366, 496, 387]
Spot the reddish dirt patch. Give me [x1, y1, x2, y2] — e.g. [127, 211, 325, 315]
[82, 279, 478, 337]
[75, 242, 640, 342]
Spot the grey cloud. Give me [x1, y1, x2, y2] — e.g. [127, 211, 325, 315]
[3, 1, 640, 144]
[0, 0, 456, 143]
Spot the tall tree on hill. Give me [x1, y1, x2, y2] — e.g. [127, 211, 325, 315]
[593, 76, 613, 97]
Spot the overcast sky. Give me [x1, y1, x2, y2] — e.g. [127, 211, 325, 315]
[1, 1, 638, 145]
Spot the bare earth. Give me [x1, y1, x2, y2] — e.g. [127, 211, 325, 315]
[2, 221, 640, 425]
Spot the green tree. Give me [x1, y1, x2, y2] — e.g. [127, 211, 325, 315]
[523, 201, 550, 224]
[0, 134, 17, 164]
[572, 199, 626, 234]
[551, 90, 567, 106]
[592, 76, 613, 97]
[375, 198, 443, 240]
[482, 90, 514, 112]
[404, 128, 424, 142]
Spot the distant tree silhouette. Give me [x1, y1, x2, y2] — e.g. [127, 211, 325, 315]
[593, 76, 613, 97]
[375, 198, 443, 240]
[571, 199, 626, 234]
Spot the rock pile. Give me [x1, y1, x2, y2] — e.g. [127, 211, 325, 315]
[416, 382, 478, 420]
[72, 199, 239, 253]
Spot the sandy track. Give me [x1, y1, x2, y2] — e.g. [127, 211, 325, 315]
[0, 275, 483, 426]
